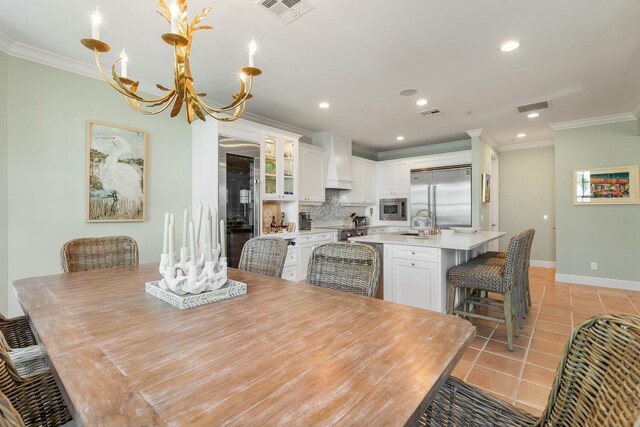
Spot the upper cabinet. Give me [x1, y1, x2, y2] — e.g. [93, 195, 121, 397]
[339, 156, 376, 206]
[299, 144, 325, 204]
[377, 161, 410, 197]
[262, 134, 298, 201]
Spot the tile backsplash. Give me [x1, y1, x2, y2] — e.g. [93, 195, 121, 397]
[300, 190, 365, 224]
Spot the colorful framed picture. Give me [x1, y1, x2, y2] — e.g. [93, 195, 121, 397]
[482, 173, 491, 203]
[87, 121, 147, 222]
[574, 165, 639, 205]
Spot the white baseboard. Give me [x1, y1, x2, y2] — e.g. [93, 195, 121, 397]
[555, 273, 640, 291]
[530, 260, 556, 268]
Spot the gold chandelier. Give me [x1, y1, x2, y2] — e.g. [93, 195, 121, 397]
[80, 0, 261, 123]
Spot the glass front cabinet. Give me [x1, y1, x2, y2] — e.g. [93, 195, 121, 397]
[261, 134, 298, 201]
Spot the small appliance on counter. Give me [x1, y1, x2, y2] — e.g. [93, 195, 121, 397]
[299, 211, 312, 230]
[354, 216, 368, 227]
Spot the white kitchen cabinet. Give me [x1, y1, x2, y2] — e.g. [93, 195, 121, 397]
[376, 161, 410, 197]
[339, 156, 376, 206]
[295, 231, 337, 280]
[391, 259, 438, 310]
[299, 144, 325, 204]
[262, 134, 298, 202]
[367, 227, 387, 234]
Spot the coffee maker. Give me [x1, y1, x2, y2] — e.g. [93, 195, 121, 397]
[299, 212, 312, 230]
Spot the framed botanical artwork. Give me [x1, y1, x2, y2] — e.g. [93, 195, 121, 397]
[87, 121, 147, 222]
[482, 173, 491, 203]
[574, 164, 639, 205]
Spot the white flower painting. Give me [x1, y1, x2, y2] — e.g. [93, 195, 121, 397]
[87, 121, 146, 221]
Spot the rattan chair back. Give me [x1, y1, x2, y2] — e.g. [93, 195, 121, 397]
[539, 314, 640, 426]
[238, 237, 288, 278]
[0, 346, 71, 427]
[0, 390, 24, 427]
[306, 243, 380, 297]
[0, 319, 37, 350]
[60, 236, 139, 273]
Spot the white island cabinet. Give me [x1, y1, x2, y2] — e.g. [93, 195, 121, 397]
[349, 231, 507, 312]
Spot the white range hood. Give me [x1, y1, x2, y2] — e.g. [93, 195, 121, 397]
[312, 132, 353, 190]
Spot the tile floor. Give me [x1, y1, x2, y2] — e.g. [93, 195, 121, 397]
[451, 266, 640, 417]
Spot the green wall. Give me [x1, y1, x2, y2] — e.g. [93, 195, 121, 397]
[499, 146, 556, 262]
[4, 57, 192, 315]
[0, 51, 8, 314]
[555, 120, 640, 281]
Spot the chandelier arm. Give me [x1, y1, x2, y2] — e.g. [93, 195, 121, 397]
[194, 76, 254, 114]
[124, 92, 177, 115]
[194, 94, 246, 121]
[94, 50, 140, 99]
[109, 58, 179, 104]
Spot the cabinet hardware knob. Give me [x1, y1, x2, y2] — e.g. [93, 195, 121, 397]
[412, 252, 415, 255]
[411, 263, 415, 266]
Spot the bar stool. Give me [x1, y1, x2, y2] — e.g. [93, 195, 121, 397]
[447, 231, 528, 350]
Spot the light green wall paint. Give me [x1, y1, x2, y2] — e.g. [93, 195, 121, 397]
[5, 58, 192, 315]
[499, 146, 556, 262]
[555, 120, 640, 281]
[471, 136, 494, 229]
[0, 51, 8, 314]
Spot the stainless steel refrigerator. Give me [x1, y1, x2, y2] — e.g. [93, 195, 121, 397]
[410, 165, 472, 229]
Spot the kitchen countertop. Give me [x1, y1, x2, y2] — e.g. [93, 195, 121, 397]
[349, 231, 507, 251]
[297, 228, 339, 235]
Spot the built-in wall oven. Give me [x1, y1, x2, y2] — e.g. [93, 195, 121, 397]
[379, 198, 407, 221]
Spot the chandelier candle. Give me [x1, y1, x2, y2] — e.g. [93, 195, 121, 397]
[80, 0, 262, 123]
[120, 49, 128, 78]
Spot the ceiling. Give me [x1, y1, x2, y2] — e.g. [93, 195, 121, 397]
[1, 0, 640, 150]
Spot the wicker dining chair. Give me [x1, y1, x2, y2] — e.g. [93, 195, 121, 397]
[306, 243, 380, 297]
[0, 332, 47, 379]
[60, 235, 139, 273]
[0, 390, 24, 427]
[0, 346, 72, 427]
[419, 314, 640, 427]
[238, 237, 289, 278]
[0, 316, 37, 350]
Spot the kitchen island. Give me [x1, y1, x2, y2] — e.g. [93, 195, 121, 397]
[349, 231, 507, 312]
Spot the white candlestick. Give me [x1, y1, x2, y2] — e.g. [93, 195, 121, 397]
[219, 219, 226, 258]
[189, 221, 196, 266]
[195, 202, 203, 245]
[248, 39, 257, 68]
[182, 207, 188, 247]
[120, 49, 128, 78]
[91, 8, 101, 40]
[168, 215, 175, 267]
[205, 217, 213, 262]
[170, 2, 180, 34]
[212, 208, 218, 249]
[162, 212, 170, 254]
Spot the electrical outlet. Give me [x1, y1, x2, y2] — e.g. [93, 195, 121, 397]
[543, 214, 548, 221]
[590, 262, 598, 271]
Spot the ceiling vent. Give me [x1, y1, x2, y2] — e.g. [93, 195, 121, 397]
[257, 0, 314, 24]
[517, 100, 551, 114]
[419, 108, 442, 117]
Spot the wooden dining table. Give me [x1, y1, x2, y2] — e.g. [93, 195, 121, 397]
[13, 263, 475, 426]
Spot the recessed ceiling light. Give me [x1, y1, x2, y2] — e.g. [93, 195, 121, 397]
[500, 40, 521, 52]
[416, 99, 428, 106]
[399, 89, 417, 96]
[396, 136, 405, 141]
[318, 102, 330, 109]
[527, 112, 539, 118]
[516, 133, 526, 138]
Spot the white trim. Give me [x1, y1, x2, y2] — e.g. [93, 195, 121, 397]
[0, 33, 11, 53]
[555, 273, 640, 291]
[632, 98, 640, 119]
[466, 128, 483, 138]
[377, 139, 471, 161]
[530, 260, 556, 268]
[480, 135, 500, 153]
[499, 139, 555, 152]
[549, 113, 636, 131]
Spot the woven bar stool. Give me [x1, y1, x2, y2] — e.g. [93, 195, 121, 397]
[471, 229, 535, 327]
[60, 235, 139, 273]
[238, 237, 288, 278]
[0, 346, 72, 427]
[306, 243, 380, 297]
[420, 314, 640, 427]
[448, 231, 528, 350]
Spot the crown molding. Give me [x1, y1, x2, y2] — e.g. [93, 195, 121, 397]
[466, 128, 482, 138]
[632, 98, 640, 119]
[0, 33, 11, 53]
[499, 139, 555, 152]
[480, 135, 500, 152]
[352, 144, 378, 161]
[549, 112, 636, 131]
[376, 139, 471, 161]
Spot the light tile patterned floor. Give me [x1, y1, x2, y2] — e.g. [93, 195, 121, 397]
[451, 267, 640, 417]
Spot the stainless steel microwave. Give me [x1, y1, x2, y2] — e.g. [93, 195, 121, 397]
[379, 198, 407, 221]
